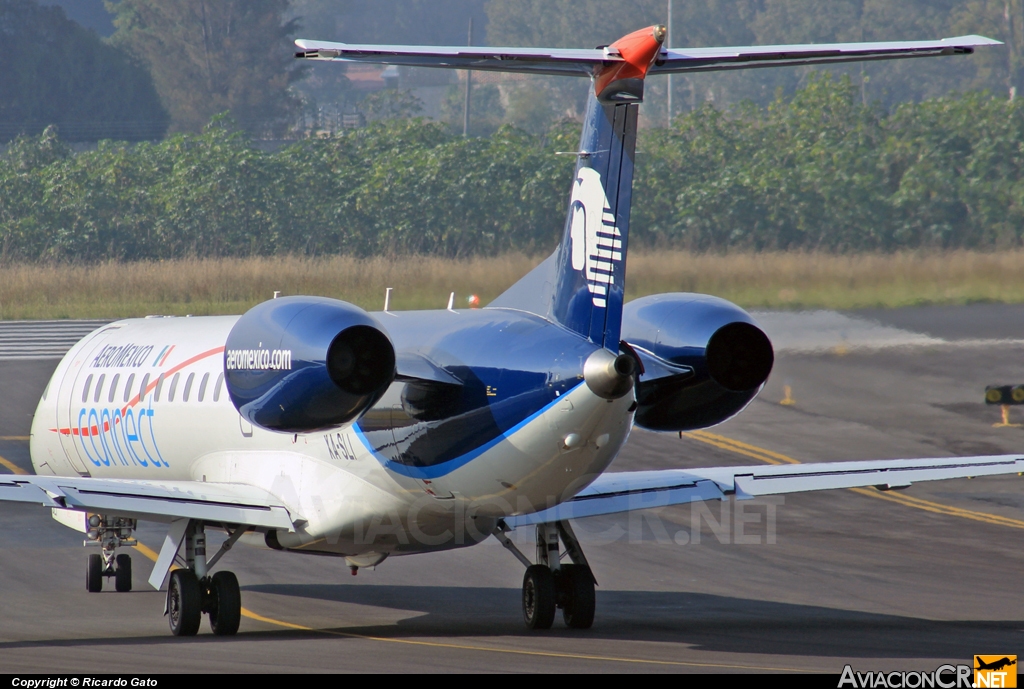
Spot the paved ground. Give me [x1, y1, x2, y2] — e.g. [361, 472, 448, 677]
[0, 307, 1023, 673]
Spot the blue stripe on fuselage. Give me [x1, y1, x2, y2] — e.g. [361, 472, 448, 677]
[353, 382, 584, 480]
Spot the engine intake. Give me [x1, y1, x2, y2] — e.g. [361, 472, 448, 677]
[225, 297, 396, 433]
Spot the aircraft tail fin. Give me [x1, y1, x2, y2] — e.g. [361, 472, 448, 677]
[295, 26, 996, 347]
[547, 96, 638, 348]
[491, 27, 659, 349]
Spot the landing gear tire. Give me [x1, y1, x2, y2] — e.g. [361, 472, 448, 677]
[115, 553, 132, 593]
[168, 569, 202, 637]
[560, 564, 596, 629]
[206, 571, 241, 636]
[86, 553, 103, 593]
[522, 565, 556, 630]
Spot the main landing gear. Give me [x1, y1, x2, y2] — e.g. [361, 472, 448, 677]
[84, 516, 136, 593]
[494, 520, 596, 630]
[86, 515, 245, 636]
[165, 521, 244, 637]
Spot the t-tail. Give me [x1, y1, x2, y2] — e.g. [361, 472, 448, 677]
[295, 25, 999, 349]
[493, 26, 666, 349]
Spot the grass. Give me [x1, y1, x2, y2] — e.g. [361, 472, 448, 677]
[2, 250, 1024, 320]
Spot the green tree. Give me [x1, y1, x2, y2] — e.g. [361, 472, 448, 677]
[954, 0, 1024, 99]
[362, 90, 424, 121]
[108, 0, 304, 135]
[0, 0, 167, 142]
[289, 0, 488, 45]
[441, 83, 505, 136]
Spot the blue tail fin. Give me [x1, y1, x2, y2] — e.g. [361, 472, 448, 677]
[491, 92, 639, 350]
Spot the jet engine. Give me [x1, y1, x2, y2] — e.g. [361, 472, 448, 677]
[621, 294, 774, 432]
[224, 296, 396, 433]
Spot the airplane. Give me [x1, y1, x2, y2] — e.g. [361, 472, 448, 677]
[976, 658, 1018, 672]
[2, 24, 1019, 638]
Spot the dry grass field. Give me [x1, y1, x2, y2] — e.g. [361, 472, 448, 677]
[1, 250, 1023, 320]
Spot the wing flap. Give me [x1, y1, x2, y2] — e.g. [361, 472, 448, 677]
[506, 478, 725, 527]
[725, 455, 1024, 496]
[506, 454, 1024, 526]
[0, 478, 63, 507]
[0, 476, 297, 531]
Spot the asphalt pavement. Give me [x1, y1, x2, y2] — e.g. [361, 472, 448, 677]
[0, 306, 1022, 673]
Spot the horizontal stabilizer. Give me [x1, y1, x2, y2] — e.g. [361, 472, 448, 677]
[651, 36, 1002, 75]
[506, 454, 1024, 527]
[295, 35, 999, 77]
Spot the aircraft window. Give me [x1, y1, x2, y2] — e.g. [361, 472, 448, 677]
[139, 374, 150, 402]
[93, 374, 105, 404]
[124, 374, 135, 403]
[183, 373, 195, 402]
[154, 374, 165, 402]
[82, 375, 93, 404]
[109, 374, 119, 404]
[213, 373, 224, 402]
[168, 373, 180, 401]
[42, 379, 50, 401]
[198, 373, 210, 402]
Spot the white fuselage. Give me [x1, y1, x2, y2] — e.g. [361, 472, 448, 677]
[30, 315, 634, 561]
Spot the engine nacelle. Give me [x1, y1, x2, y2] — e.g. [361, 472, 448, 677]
[225, 296, 396, 433]
[622, 294, 774, 432]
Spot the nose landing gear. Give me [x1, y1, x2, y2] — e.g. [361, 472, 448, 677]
[84, 515, 136, 593]
[495, 520, 597, 630]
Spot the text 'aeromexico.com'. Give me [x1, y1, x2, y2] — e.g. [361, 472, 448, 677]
[225, 348, 292, 372]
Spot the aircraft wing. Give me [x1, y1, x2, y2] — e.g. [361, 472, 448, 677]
[0, 475, 296, 531]
[505, 454, 1024, 527]
[295, 35, 1000, 77]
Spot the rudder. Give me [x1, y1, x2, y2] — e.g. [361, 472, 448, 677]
[492, 25, 664, 349]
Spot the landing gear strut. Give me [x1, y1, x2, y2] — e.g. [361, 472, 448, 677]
[494, 520, 596, 630]
[84, 515, 135, 593]
[164, 521, 244, 637]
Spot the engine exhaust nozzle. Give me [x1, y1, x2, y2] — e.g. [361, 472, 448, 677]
[584, 348, 637, 400]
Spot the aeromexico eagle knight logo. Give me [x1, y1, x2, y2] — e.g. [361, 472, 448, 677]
[569, 167, 623, 309]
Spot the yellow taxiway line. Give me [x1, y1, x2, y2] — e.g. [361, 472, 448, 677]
[0, 454, 27, 475]
[685, 430, 1024, 530]
[131, 538, 809, 672]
